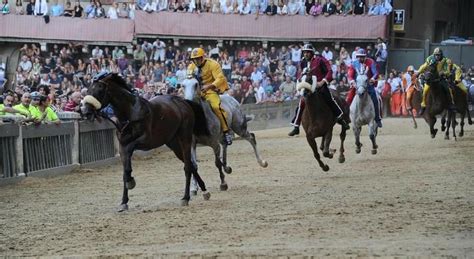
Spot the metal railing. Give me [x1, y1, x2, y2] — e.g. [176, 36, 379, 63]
[79, 121, 116, 164]
[0, 120, 118, 179]
[0, 124, 19, 178]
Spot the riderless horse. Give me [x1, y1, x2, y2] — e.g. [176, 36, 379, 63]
[349, 73, 378, 155]
[81, 72, 210, 211]
[297, 74, 349, 171]
[181, 76, 267, 192]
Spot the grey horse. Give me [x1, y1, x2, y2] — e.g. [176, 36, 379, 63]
[350, 74, 379, 155]
[182, 77, 268, 192]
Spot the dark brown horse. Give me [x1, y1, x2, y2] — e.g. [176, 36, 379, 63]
[440, 81, 473, 139]
[81, 72, 210, 211]
[297, 81, 350, 171]
[422, 65, 454, 139]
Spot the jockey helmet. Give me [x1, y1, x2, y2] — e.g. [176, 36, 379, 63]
[433, 47, 443, 61]
[407, 65, 415, 72]
[355, 48, 367, 57]
[302, 44, 315, 53]
[433, 47, 443, 56]
[190, 48, 205, 59]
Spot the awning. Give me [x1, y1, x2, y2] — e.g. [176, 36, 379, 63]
[0, 15, 134, 44]
[135, 11, 387, 41]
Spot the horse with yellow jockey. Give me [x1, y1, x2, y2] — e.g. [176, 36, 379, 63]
[187, 47, 233, 145]
[416, 47, 468, 115]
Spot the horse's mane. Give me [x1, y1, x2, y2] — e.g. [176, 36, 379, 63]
[105, 73, 134, 92]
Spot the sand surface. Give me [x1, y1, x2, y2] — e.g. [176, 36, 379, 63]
[0, 118, 473, 257]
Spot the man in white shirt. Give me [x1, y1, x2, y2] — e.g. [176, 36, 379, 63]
[34, 0, 48, 15]
[153, 39, 166, 62]
[238, 0, 251, 14]
[290, 44, 302, 67]
[255, 82, 266, 104]
[18, 55, 32, 73]
[322, 46, 333, 62]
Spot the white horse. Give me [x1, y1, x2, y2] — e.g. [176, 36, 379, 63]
[182, 77, 268, 193]
[350, 74, 379, 154]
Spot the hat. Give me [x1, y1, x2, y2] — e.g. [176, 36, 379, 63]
[31, 91, 41, 100]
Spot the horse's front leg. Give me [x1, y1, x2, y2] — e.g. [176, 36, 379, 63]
[450, 110, 457, 141]
[338, 125, 347, 163]
[181, 142, 209, 206]
[306, 135, 329, 171]
[369, 121, 378, 155]
[322, 129, 334, 159]
[429, 116, 438, 138]
[353, 126, 362, 154]
[221, 143, 232, 174]
[212, 144, 228, 191]
[441, 112, 447, 132]
[445, 110, 452, 140]
[459, 112, 465, 137]
[118, 144, 135, 212]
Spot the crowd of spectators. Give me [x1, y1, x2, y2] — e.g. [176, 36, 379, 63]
[2, 37, 473, 125]
[1, 0, 393, 18]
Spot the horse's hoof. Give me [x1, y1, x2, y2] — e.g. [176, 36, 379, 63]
[338, 156, 345, 163]
[322, 165, 330, 172]
[126, 178, 136, 190]
[191, 190, 197, 196]
[117, 204, 128, 212]
[355, 148, 361, 154]
[202, 191, 211, 200]
[220, 183, 228, 191]
[181, 199, 189, 206]
[459, 132, 464, 137]
[441, 126, 446, 131]
[431, 134, 436, 139]
[260, 160, 268, 168]
[374, 144, 378, 149]
[323, 152, 333, 159]
[224, 166, 232, 174]
[414, 125, 417, 129]
[371, 149, 377, 155]
[444, 135, 449, 140]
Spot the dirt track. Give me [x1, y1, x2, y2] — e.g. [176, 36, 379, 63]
[0, 118, 473, 257]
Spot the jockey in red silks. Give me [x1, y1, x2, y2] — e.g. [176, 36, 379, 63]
[288, 44, 350, 136]
[346, 48, 383, 128]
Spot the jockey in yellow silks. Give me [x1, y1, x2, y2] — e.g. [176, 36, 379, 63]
[187, 47, 233, 145]
[417, 47, 467, 114]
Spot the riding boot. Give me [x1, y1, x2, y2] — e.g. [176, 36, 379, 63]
[223, 131, 233, 145]
[419, 107, 426, 115]
[320, 85, 344, 121]
[288, 127, 300, 136]
[290, 98, 305, 127]
[368, 85, 382, 128]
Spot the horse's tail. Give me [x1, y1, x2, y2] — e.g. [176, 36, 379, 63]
[185, 100, 210, 136]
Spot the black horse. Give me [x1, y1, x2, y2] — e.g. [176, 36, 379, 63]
[423, 65, 455, 139]
[440, 80, 473, 139]
[81, 72, 210, 211]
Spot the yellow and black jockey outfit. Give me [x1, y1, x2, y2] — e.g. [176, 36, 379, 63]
[417, 48, 467, 114]
[187, 47, 233, 145]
